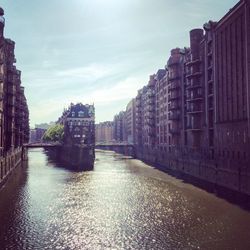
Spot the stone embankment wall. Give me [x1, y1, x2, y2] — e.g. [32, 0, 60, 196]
[135, 146, 250, 198]
[0, 147, 27, 188]
[96, 145, 135, 157]
[45, 145, 95, 170]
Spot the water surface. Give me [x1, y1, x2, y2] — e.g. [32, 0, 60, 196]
[0, 148, 250, 249]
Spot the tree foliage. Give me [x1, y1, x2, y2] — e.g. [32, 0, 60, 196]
[42, 124, 64, 142]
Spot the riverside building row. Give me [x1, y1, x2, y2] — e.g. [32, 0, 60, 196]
[114, 0, 250, 196]
[0, 7, 29, 186]
[95, 99, 136, 144]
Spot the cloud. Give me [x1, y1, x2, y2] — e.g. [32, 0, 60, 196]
[86, 76, 144, 104]
[28, 74, 147, 127]
[56, 64, 114, 81]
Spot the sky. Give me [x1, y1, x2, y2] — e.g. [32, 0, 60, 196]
[0, 0, 238, 127]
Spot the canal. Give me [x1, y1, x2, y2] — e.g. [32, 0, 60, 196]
[0, 149, 250, 250]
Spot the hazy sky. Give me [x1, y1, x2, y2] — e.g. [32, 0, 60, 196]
[1, 0, 238, 127]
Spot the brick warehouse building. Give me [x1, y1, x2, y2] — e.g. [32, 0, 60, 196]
[116, 0, 250, 196]
[0, 7, 29, 185]
[213, 0, 250, 192]
[95, 121, 114, 143]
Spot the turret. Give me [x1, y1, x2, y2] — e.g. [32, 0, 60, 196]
[0, 7, 4, 38]
[189, 29, 203, 60]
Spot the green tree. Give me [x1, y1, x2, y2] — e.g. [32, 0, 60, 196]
[42, 124, 64, 142]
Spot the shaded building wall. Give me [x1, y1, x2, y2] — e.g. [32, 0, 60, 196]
[167, 48, 186, 148]
[0, 7, 29, 187]
[113, 111, 126, 142]
[213, 0, 250, 193]
[155, 69, 168, 163]
[135, 89, 143, 147]
[114, 0, 250, 196]
[185, 29, 206, 148]
[125, 99, 136, 144]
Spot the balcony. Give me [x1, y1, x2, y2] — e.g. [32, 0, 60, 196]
[148, 129, 155, 136]
[185, 59, 201, 66]
[7, 65, 16, 74]
[168, 103, 180, 111]
[168, 93, 179, 101]
[208, 65, 213, 71]
[7, 85, 15, 95]
[8, 98, 15, 106]
[147, 91, 155, 97]
[168, 82, 180, 91]
[147, 99, 154, 104]
[169, 128, 180, 135]
[186, 71, 202, 79]
[186, 84, 202, 90]
[186, 106, 203, 114]
[148, 107, 154, 112]
[186, 94, 203, 102]
[169, 113, 180, 120]
[8, 109, 15, 117]
[186, 125, 202, 132]
[168, 75, 180, 82]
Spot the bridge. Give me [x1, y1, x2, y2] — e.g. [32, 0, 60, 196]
[24, 143, 61, 148]
[24, 142, 135, 157]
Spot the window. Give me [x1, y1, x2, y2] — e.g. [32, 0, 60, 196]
[78, 111, 84, 117]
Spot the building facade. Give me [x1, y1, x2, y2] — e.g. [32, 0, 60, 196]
[125, 99, 136, 144]
[0, 7, 29, 185]
[113, 111, 126, 142]
[95, 121, 114, 143]
[212, 0, 250, 192]
[59, 103, 95, 146]
[117, 0, 250, 196]
[155, 69, 168, 162]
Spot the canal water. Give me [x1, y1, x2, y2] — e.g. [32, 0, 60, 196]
[0, 149, 250, 250]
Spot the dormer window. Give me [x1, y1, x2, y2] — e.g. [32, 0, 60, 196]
[78, 111, 84, 117]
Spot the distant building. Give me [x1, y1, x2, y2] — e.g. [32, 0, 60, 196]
[95, 121, 114, 143]
[113, 111, 126, 142]
[135, 75, 157, 160]
[125, 99, 136, 144]
[29, 122, 55, 143]
[155, 69, 168, 155]
[29, 129, 36, 143]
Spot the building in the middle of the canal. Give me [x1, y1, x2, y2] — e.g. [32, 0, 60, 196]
[57, 103, 95, 167]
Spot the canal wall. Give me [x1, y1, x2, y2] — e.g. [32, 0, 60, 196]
[135, 146, 250, 203]
[45, 145, 95, 170]
[96, 145, 135, 157]
[0, 147, 27, 189]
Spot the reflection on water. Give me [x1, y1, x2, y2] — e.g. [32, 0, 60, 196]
[0, 148, 250, 249]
